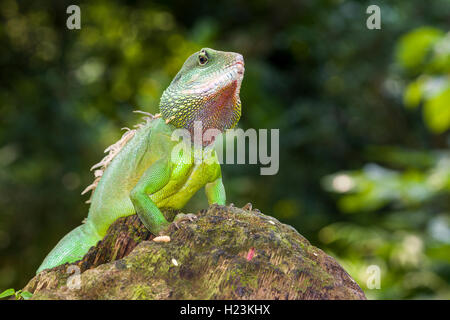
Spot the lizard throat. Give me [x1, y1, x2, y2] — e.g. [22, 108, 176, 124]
[159, 68, 243, 144]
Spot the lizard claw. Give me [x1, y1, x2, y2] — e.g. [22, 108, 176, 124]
[242, 203, 253, 211]
[173, 213, 197, 229]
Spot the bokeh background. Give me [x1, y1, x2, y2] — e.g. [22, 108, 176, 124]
[0, 0, 449, 299]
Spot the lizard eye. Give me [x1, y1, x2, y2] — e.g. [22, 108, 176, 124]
[198, 50, 208, 65]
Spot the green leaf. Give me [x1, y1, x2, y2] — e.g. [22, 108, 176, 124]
[396, 27, 443, 71]
[20, 291, 33, 300]
[403, 79, 424, 108]
[0, 288, 15, 299]
[423, 87, 450, 133]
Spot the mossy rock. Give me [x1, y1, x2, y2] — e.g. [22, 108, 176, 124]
[24, 204, 366, 300]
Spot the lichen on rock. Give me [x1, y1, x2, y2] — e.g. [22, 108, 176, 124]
[24, 204, 366, 300]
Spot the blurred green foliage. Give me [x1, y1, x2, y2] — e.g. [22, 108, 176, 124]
[323, 27, 450, 299]
[398, 27, 450, 133]
[0, 0, 449, 299]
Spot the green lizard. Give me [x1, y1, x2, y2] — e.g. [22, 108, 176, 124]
[36, 48, 245, 274]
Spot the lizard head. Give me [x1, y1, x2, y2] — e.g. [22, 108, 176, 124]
[159, 48, 244, 141]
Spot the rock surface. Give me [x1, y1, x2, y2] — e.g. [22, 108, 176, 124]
[24, 204, 366, 300]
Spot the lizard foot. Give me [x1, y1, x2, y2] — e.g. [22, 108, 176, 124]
[242, 202, 253, 211]
[172, 213, 198, 229]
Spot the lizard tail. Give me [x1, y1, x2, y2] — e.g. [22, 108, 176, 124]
[36, 221, 101, 274]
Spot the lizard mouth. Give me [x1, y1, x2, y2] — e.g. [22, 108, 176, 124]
[234, 59, 245, 75]
[192, 56, 244, 94]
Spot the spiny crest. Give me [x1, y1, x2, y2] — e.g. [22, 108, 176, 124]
[81, 111, 160, 203]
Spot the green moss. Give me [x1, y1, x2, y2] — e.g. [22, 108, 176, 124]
[131, 284, 154, 299]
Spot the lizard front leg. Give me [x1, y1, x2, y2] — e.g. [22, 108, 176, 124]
[130, 158, 171, 235]
[205, 177, 226, 205]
